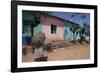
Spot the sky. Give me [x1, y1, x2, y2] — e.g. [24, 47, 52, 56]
[50, 12, 90, 26]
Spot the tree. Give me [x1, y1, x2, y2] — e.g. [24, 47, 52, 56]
[78, 22, 90, 44]
[70, 13, 90, 41]
[79, 14, 90, 41]
[29, 11, 41, 39]
[29, 11, 51, 40]
[70, 13, 80, 41]
[70, 14, 76, 40]
[70, 25, 80, 41]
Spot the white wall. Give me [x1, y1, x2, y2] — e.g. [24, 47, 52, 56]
[0, 0, 99, 73]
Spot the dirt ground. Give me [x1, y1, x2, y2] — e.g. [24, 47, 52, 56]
[22, 41, 90, 62]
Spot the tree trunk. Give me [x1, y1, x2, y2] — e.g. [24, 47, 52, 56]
[73, 30, 75, 41]
[30, 22, 34, 41]
[73, 32, 74, 40]
[31, 27, 33, 39]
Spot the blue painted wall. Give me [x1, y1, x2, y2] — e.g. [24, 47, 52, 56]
[64, 21, 80, 41]
[64, 26, 73, 41]
[34, 24, 41, 35]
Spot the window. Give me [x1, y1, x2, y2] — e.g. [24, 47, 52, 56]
[51, 24, 57, 34]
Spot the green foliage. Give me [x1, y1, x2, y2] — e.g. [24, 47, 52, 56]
[35, 12, 51, 23]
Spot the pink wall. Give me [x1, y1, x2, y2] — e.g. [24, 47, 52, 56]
[41, 15, 64, 42]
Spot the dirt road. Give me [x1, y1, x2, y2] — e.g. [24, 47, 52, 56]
[22, 43, 90, 62]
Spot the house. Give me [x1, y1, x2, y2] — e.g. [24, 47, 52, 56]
[22, 11, 80, 45]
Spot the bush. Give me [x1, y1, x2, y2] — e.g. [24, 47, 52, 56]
[31, 32, 46, 48]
